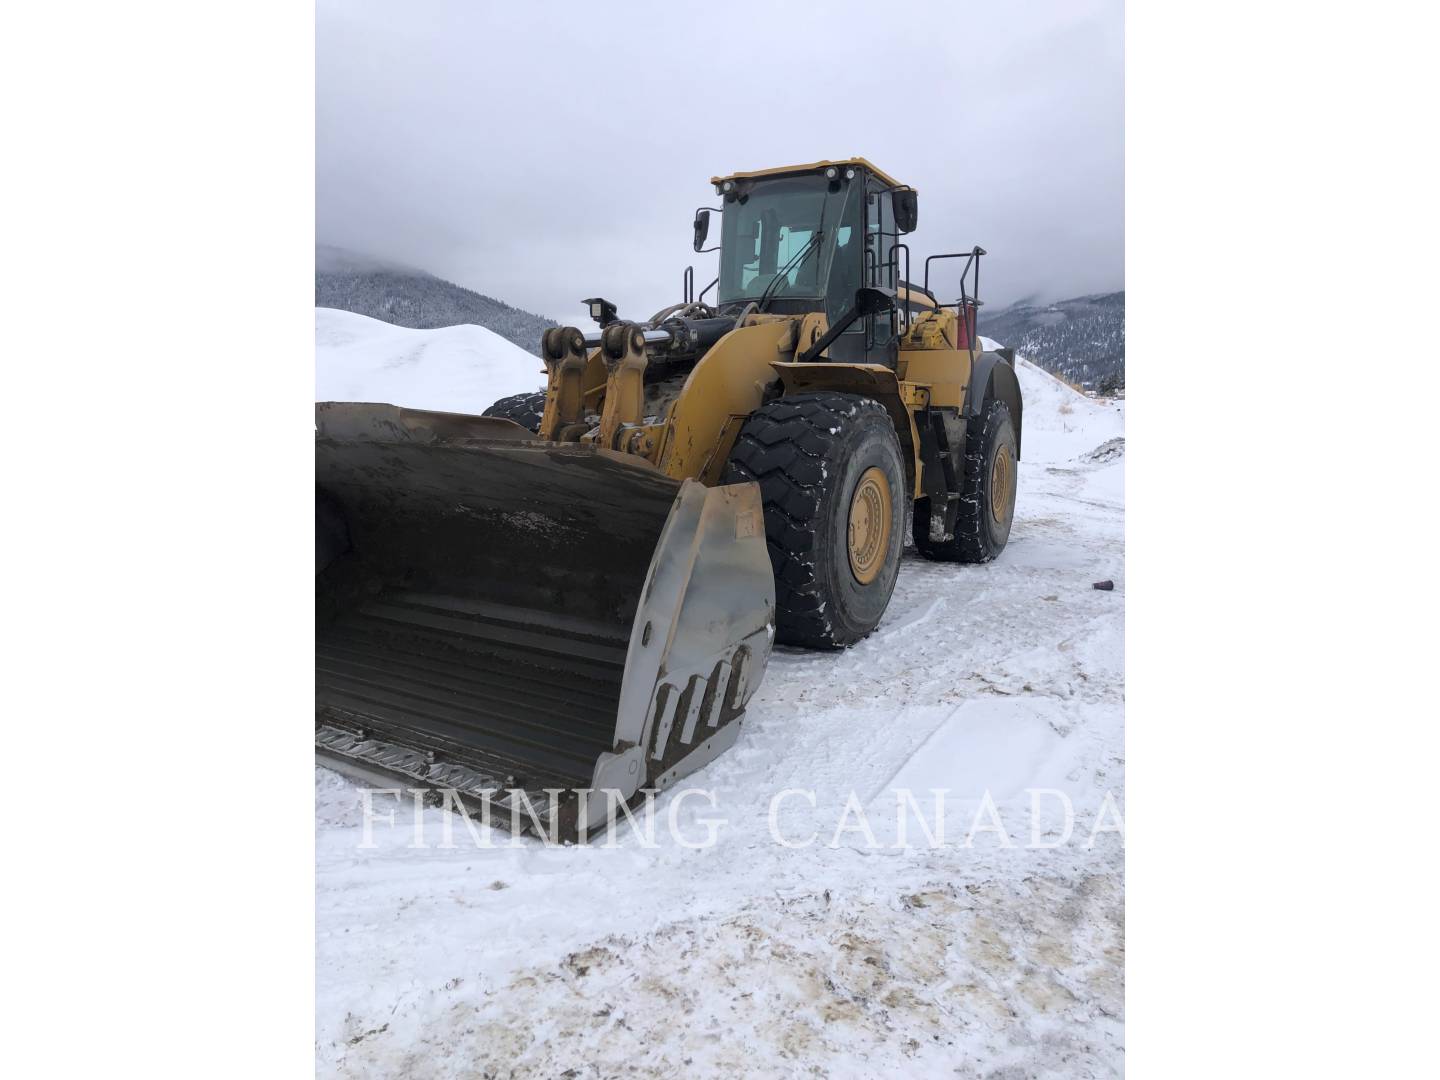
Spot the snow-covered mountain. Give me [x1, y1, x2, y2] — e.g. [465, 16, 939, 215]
[981, 291, 1125, 393]
[316, 245, 558, 356]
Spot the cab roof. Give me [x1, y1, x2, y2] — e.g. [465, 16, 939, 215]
[711, 158, 907, 191]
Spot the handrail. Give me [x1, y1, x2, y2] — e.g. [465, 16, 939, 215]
[922, 246, 986, 300]
[923, 246, 986, 362]
[886, 241, 911, 334]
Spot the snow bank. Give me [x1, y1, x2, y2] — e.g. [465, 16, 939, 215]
[974, 335, 1126, 466]
[1011, 358, 1124, 464]
[314, 307, 544, 415]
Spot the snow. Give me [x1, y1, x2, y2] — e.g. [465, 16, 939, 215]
[976, 337, 1126, 466]
[315, 307, 543, 413]
[315, 323, 1125, 1077]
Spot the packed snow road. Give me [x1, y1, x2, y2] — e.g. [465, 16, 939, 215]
[315, 315, 1126, 1078]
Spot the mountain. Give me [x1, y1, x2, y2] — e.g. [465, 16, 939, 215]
[980, 291, 1125, 394]
[316, 245, 557, 356]
[316, 244, 1124, 392]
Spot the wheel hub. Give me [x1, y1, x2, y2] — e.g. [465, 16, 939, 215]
[847, 467, 891, 585]
[990, 445, 1014, 523]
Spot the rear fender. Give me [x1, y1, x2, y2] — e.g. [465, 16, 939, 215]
[967, 352, 1024, 459]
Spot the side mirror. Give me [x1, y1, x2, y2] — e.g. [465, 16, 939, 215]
[693, 209, 711, 252]
[894, 189, 918, 234]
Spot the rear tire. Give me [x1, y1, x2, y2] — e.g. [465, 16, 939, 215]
[724, 393, 906, 649]
[913, 398, 1017, 563]
[482, 390, 547, 433]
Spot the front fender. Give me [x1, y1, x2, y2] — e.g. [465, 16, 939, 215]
[658, 319, 797, 482]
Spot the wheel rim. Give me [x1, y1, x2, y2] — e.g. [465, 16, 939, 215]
[990, 445, 1014, 524]
[847, 467, 892, 585]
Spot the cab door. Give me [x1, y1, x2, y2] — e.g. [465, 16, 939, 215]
[823, 177, 899, 365]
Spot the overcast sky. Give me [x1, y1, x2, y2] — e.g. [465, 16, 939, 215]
[317, 0, 1123, 323]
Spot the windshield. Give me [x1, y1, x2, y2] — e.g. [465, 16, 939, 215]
[718, 175, 862, 305]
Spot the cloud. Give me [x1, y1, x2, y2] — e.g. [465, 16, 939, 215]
[317, 0, 1123, 317]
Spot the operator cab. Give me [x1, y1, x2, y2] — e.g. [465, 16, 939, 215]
[699, 158, 919, 365]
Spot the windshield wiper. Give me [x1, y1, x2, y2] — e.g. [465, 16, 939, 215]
[756, 229, 823, 312]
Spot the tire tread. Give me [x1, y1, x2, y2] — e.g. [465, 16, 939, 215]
[914, 398, 1014, 564]
[725, 392, 895, 648]
[482, 390, 547, 433]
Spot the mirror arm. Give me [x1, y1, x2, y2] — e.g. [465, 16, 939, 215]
[797, 287, 896, 363]
[798, 309, 865, 363]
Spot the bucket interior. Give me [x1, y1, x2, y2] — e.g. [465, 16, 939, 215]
[316, 432, 680, 791]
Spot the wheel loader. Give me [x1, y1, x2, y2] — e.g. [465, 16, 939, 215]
[316, 158, 1022, 840]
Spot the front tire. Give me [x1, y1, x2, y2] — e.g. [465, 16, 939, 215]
[913, 398, 1017, 563]
[724, 393, 906, 649]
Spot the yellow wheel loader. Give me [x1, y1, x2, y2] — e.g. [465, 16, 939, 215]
[316, 158, 1022, 839]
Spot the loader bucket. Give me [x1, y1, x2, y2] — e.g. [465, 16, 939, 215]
[315, 402, 774, 842]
